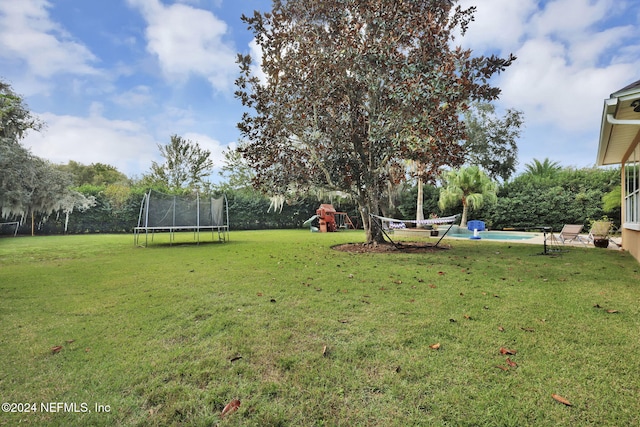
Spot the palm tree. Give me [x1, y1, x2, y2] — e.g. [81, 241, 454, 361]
[438, 166, 497, 227]
[523, 158, 561, 178]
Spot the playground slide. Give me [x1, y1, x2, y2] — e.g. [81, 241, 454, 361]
[303, 215, 318, 228]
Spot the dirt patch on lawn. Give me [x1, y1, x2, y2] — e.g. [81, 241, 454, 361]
[332, 241, 451, 254]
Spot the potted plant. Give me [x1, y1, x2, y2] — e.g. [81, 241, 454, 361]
[588, 217, 613, 248]
[429, 213, 439, 236]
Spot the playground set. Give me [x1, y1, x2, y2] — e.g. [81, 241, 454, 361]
[303, 204, 356, 232]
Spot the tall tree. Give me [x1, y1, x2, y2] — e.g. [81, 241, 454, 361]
[218, 147, 255, 192]
[236, 0, 515, 243]
[1, 79, 43, 219]
[463, 103, 524, 182]
[0, 79, 44, 142]
[147, 135, 214, 191]
[0, 79, 94, 233]
[438, 165, 497, 227]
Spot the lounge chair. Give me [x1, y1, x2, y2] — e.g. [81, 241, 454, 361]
[555, 224, 587, 245]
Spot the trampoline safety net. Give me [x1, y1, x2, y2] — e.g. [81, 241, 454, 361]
[134, 190, 229, 246]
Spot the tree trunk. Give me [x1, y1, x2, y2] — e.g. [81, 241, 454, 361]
[359, 193, 386, 245]
[31, 211, 35, 236]
[460, 201, 469, 228]
[416, 177, 425, 228]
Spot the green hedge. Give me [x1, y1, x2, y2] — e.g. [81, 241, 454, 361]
[0, 166, 621, 236]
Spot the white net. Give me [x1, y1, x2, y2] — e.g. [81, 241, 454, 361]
[134, 190, 229, 246]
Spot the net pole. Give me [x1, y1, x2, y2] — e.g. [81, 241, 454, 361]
[196, 193, 201, 245]
[144, 191, 151, 247]
[214, 195, 220, 240]
[225, 194, 230, 242]
[171, 195, 176, 245]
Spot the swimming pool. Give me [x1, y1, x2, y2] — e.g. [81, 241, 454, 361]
[447, 231, 538, 241]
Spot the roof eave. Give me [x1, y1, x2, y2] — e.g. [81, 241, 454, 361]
[596, 98, 619, 166]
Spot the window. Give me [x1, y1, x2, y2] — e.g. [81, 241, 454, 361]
[624, 145, 640, 230]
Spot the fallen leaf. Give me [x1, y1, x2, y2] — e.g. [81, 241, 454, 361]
[393, 280, 402, 284]
[506, 358, 518, 367]
[463, 314, 472, 320]
[408, 299, 415, 303]
[495, 365, 509, 371]
[498, 326, 505, 332]
[449, 318, 457, 323]
[417, 278, 424, 283]
[551, 394, 572, 406]
[521, 327, 535, 332]
[429, 284, 437, 289]
[51, 346, 63, 354]
[593, 304, 602, 308]
[221, 399, 241, 417]
[500, 347, 517, 355]
[229, 356, 243, 363]
[65, 339, 75, 344]
[429, 343, 441, 350]
[256, 292, 263, 296]
[606, 309, 619, 313]
[338, 319, 349, 323]
[438, 271, 445, 275]
[322, 345, 328, 357]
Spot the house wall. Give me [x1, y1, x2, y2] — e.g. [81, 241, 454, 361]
[622, 228, 640, 261]
[621, 148, 640, 264]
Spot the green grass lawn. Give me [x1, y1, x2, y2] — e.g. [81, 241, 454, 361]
[1, 230, 639, 426]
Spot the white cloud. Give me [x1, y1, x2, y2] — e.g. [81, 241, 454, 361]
[459, 0, 640, 129]
[126, 0, 237, 92]
[528, 0, 615, 39]
[0, 0, 99, 78]
[458, 0, 538, 53]
[21, 112, 159, 177]
[111, 85, 154, 108]
[457, 0, 640, 171]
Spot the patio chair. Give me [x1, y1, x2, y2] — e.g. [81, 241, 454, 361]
[555, 224, 587, 245]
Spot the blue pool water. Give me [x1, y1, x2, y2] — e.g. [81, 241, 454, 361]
[447, 231, 538, 241]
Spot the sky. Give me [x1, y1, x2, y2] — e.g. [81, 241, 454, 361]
[1, 0, 639, 183]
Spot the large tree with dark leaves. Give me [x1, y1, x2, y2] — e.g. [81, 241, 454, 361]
[236, 0, 515, 243]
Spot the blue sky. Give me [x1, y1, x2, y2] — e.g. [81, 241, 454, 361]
[1, 0, 639, 182]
